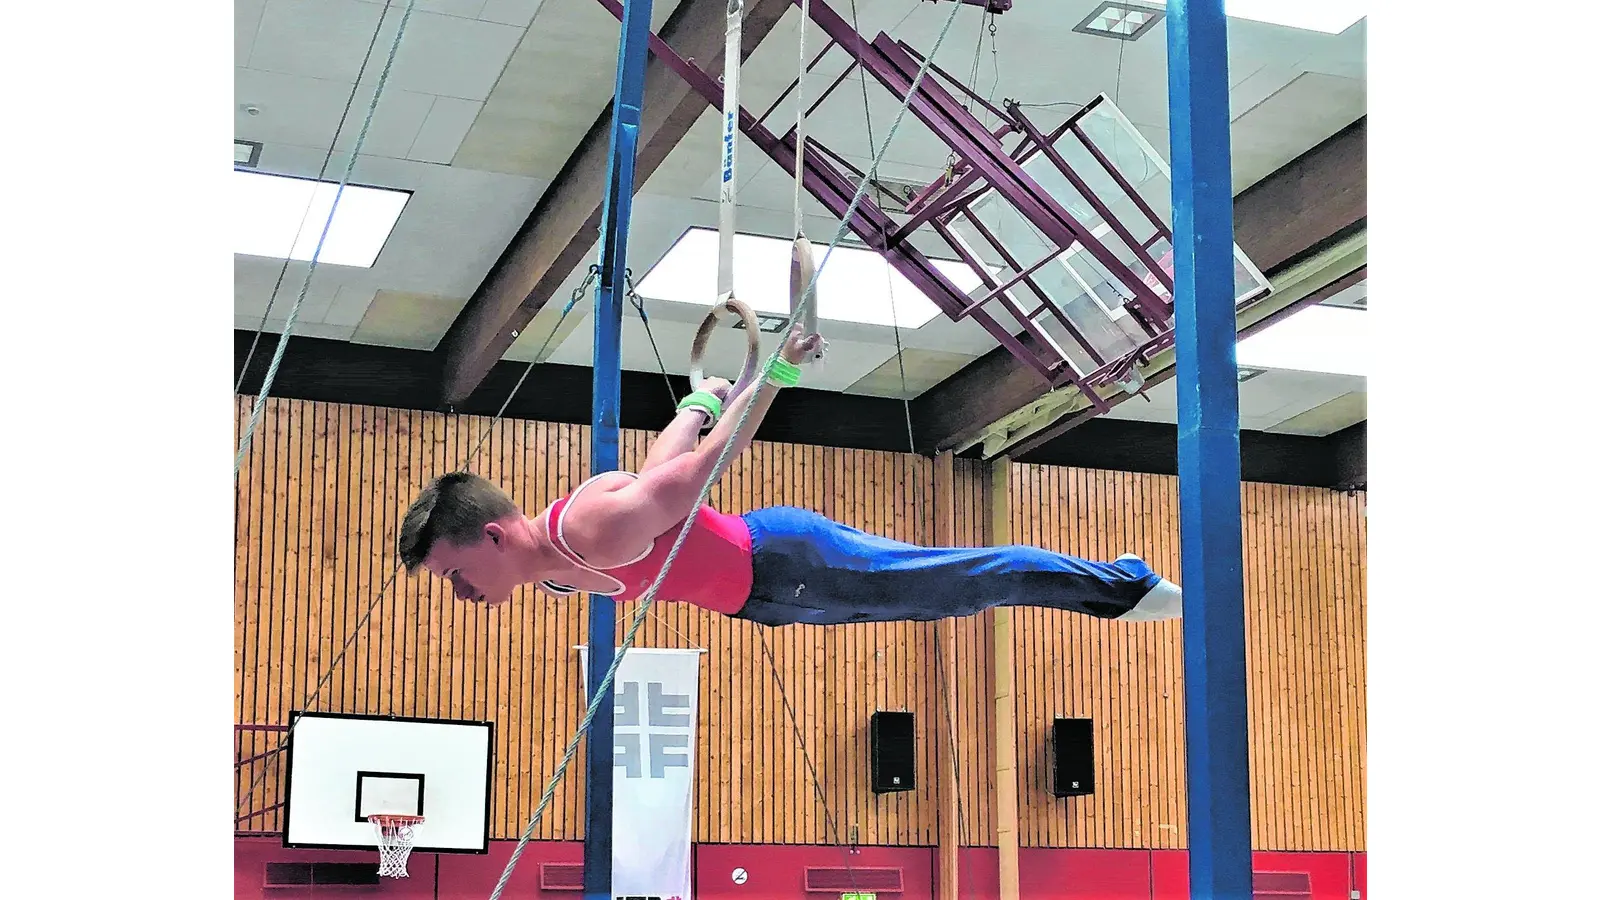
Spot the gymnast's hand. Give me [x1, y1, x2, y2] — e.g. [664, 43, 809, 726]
[781, 324, 824, 365]
[697, 376, 734, 403]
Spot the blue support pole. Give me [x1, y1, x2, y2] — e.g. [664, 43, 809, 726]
[1166, 2, 1253, 898]
[586, 1, 656, 898]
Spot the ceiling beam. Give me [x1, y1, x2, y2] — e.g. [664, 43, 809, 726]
[433, 0, 793, 405]
[910, 116, 1368, 455]
[1233, 117, 1367, 274]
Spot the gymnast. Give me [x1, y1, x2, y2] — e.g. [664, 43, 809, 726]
[397, 325, 1180, 626]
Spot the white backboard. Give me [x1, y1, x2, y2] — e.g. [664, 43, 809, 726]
[282, 711, 493, 853]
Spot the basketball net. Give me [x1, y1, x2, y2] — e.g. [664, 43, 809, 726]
[370, 814, 424, 877]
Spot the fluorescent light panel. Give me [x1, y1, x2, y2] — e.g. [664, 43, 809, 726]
[1237, 304, 1366, 377]
[233, 170, 410, 269]
[735, 313, 790, 334]
[1094, 8, 1156, 35]
[636, 228, 993, 330]
[235, 140, 262, 167]
[1075, 3, 1165, 41]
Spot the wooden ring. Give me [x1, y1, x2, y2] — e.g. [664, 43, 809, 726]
[790, 236, 824, 364]
[689, 296, 764, 400]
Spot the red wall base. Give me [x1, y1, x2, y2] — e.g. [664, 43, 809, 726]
[1150, 850, 1359, 900]
[235, 837, 1366, 899]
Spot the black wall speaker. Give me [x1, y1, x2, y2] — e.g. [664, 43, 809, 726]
[1052, 717, 1094, 797]
[870, 710, 916, 793]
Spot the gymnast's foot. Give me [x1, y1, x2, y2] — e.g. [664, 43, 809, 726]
[1116, 554, 1183, 622]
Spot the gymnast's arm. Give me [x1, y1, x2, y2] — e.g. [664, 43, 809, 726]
[562, 327, 820, 565]
[639, 378, 732, 473]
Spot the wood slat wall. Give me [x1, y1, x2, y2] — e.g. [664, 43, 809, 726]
[1007, 463, 1366, 852]
[234, 397, 1364, 852]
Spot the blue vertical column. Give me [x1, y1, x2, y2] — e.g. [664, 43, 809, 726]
[1166, 1, 1253, 898]
[586, 1, 656, 898]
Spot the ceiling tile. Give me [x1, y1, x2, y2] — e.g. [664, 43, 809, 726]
[350, 289, 467, 348]
[449, 20, 619, 176]
[1229, 63, 1300, 123]
[247, 143, 432, 191]
[365, 0, 488, 18]
[234, 256, 345, 319]
[333, 84, 437, 157]
[406, 96, 483, 163]
[234, 67, 433, 160]
[368, 165, 549, 296]
[1295, 18, 1368, 79]
[236, 316, 359, 342]
[321, 286, 380, 327]
[251, 1, 523, 101]
[375, 11, 526, 101]
[477, 0, 546, 27]
[1241, 369, 1365, 422]
[450, 108, 588, 177]
[1230, 71, 1366, 190]
[250, 0, 387, 83]
[849, 348, 980, 399]
[236, 0, 267, 65]
[1267, 390, 1367, 437]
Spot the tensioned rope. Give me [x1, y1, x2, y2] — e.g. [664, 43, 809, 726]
[235, 267, 598, 824]
[638, 259, 861, 889]
[234, 0, 750, 824]
[619, 9, 863, 885]
[845, 0, 980, 854]
[234, 0, 421, 478]
[484, 2, 970, 897]
[713, 2, 869, 887]
[234, 10, 394, 397]
[235, 0, 427, 821]
[234, 6, 615, 819]
[736, 0, 990, 879]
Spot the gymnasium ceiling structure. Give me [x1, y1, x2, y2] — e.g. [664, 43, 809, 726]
[233, 0, 1366, 489]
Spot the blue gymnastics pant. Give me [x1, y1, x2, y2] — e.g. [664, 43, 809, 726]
[732, 506, 1165, 626]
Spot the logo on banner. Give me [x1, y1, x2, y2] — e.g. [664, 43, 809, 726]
[612, 679, 693, 779]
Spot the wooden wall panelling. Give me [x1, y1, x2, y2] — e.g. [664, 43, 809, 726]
[234, 397, 1363, 852]
[1006, 464, 1364, 852]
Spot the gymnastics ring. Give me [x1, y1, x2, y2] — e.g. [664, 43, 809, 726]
[790, 236, 825, 365]
[689, 296, 764, 400]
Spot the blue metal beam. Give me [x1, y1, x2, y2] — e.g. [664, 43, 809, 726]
[586, 0, 656, 897]
[1166, 1, 1254, 898]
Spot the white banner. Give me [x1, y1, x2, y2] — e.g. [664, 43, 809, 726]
[578, 646, 702, 900]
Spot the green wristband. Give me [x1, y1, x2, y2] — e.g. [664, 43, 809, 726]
[676, 390, 723, 424]
[766, 358, 802, 388]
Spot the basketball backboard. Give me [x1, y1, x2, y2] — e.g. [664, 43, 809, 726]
[281, 711, 494, 854]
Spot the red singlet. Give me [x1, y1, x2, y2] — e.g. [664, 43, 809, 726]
[537, 472, 753, 615]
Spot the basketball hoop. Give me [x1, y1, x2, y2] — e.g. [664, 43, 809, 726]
[369, 814, 424, 877]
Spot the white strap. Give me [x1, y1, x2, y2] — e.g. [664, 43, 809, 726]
[717, 0, 744, 303]
[792, 0, 810, 241]
[790, 1, 824, 368]
[542, 472, 654, 592]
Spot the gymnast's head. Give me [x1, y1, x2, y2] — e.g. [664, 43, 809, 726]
[399, 472, 531, 606]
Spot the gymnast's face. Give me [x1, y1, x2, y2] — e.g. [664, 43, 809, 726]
[425, 521, 523, 606]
